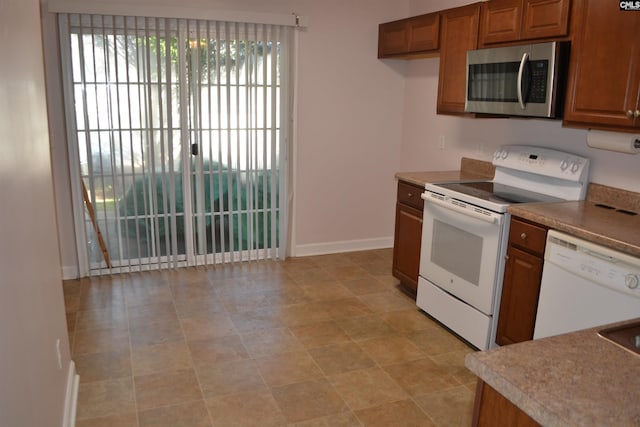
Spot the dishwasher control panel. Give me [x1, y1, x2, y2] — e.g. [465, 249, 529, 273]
[545, 231, 640, 298]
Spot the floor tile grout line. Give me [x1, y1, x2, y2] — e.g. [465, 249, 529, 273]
[124, 280, 141, 427]
[67, 250, 476, 426]
[173, 284, 203, 416]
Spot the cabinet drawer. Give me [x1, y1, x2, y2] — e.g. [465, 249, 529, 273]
[397, 181, 424, 211]
[509, 218, 546, 255]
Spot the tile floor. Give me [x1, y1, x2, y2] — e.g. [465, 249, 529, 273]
[63, 249, 479, 427]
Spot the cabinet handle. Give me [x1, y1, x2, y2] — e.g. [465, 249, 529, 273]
[520, 232, 527, 240]
[635, 110, 640, 118]
[408, 193, 413, 198]
[627, 110, 634, 118]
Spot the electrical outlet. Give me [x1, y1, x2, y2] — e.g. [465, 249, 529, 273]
[439, 135, 445, 150]
[56, 338, 62, 370]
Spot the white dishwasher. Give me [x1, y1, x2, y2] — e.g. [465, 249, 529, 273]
[533, 230, 640, 339]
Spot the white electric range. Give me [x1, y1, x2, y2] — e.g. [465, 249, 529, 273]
[417, 145, 590, 350]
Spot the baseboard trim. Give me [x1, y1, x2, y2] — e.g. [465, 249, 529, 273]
[61, 265, 79, 280]
[62, 238, 394, 273]
[62, 361, 79, 427]
[293, 237, 393, 257]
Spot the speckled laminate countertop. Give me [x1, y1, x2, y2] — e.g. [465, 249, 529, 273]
[395, 158, 495, 187]
[465, 320, 640, 427]
[509, 183, 640, 258]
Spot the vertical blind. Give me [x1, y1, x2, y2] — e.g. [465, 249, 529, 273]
[58, 13, 291, 276]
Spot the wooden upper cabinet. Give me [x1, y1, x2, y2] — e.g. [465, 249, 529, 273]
[378, 20, 409, 57]
[521, 0, 571, 40]
[407, 13, 440, 53]
[563, 0, 640, 130]
[479, 0, 570, 46]
[437, 3, 480, 114]
[378, 13, 439, 58]
[479, 0, 522, 45]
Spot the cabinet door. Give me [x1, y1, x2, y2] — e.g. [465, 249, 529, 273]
[407, 13, 440, 52]
[378, 20, 409, 58]
[479, 0, 570, 46]
[392, 203, 423, 294]
[496, 245, 543, 345]
[437, 3, 480, 114]
[478, 0, 522, 46]
[521, 0, 570, 40]
[472, 381, 541, 427]
[564, 0, 640, 129]
[378, 13, 440, 58]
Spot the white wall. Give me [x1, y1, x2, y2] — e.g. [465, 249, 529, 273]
[0, 0, 72, 425]
[401, 0, 640, 193]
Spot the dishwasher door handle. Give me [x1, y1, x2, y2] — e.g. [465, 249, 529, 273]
[422, 193, 498, 224]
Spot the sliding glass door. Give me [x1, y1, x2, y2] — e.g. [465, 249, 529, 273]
[59, 15, 289, 275]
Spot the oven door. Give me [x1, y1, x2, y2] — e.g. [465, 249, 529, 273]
[419, 192, 506, 315]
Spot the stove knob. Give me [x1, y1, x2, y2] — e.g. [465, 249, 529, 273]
[625, 274, 639, 290]
[560, 159, 569, 171]
[501, 150, 508, 159]
[570, 161, 580, 173]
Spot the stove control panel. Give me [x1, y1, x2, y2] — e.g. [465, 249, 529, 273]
[493, 145, 590, 183]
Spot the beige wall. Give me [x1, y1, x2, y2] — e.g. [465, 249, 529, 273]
[0, 0, 72, 425]
[293, 0, 409, 251]
[46, 0, 640, 276]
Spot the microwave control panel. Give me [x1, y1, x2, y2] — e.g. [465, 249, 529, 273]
[528, 60, 549, 103]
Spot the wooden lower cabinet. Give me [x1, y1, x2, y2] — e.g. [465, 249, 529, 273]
[495, 217, 547, 346]
[392, 181, 424, 295]
[472, 380, 541, 427]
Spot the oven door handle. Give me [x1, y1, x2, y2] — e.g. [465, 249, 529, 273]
[421, 193, 498, 224]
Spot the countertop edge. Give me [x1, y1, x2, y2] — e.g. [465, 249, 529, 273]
[465, 353, 566, 427]
[465, 319, 640, 427]
[395, 158, 495, 187]
[508, 203, 640, 258]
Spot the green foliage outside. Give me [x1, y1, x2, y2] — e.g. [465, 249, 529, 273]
[118, 161, 278, 251]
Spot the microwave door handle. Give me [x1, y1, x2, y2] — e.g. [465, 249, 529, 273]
[517, 52, 529, 110]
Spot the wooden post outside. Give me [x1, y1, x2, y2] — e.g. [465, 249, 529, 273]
[81, 180, 112, 268]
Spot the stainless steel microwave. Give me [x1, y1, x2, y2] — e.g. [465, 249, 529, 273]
[465, 41, 569, 118]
